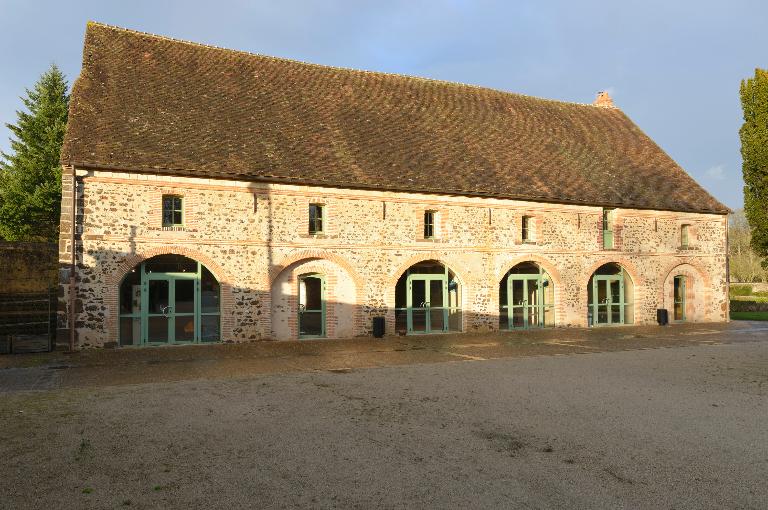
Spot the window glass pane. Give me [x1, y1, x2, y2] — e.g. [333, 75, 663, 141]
[119, 270, 141, 315]
[175, 316, 195, 342]
[120, 317, 141, 346]
[424, 211, 434, 238]
[309, 204, 323, 233]
[148, 316, 169, 343]
[162, 195, 182, 225]
[175, 279, 195, 313]
[144, 254, 197, 274]
[201, 266, 220, 313]
[148, 279, 169, 314]
[201, 315, 220, 342]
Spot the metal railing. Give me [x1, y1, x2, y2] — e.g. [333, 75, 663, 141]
[0, 290, 56, 353]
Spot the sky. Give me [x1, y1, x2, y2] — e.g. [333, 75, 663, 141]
[1, 0, 765, 210]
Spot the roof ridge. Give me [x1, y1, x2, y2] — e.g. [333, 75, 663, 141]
[86, 20, 610, 110]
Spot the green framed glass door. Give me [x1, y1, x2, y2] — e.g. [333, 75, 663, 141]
[298, 274, 326, 338]
[673, 276, 686, 321]
[145, 273, 198, 345]
[406, 274, 448, 334]
[507, 275, 545, 329]
[591, 275, 624, 326]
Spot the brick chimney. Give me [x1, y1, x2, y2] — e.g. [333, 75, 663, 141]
[593, 91, 615, 108]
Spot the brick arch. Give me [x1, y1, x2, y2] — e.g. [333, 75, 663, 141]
[383, 252, 470, 333]
[383, 252, 470, 312]
[582, 257, 643, 287]
[660, 260, 714, 321]
[495, 255, 565, 327]
[661, 259, 712, 291]
[107, 245, 232, 287]
[269, 249, 364, 289]
[494, 254, 563, 287]
[269, 256, 363, 339]
[386, 252, 469, 291]
[105, 245, 234, 344]
[580, 257, 643, 326]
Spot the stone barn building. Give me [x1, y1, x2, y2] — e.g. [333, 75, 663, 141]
[57, 23, 729, 348]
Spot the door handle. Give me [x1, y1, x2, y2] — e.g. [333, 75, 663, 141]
[161, 305, 172, 317]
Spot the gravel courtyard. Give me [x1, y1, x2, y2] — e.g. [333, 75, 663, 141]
[1, 324, 767, 509]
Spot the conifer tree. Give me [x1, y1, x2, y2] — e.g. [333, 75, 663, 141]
[0, 64, 69, 241]
[740, 68, 768, 267]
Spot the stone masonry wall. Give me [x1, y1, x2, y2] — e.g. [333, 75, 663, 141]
[58, 169, 729, 348]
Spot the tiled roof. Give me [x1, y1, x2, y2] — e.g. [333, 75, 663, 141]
[61, 22, 728, 214]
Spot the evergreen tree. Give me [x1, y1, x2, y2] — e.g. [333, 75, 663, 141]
[740, 68, 768, 267]
[0, 64, 69, 241]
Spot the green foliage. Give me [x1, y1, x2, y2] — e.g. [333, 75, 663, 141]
[729, 284, 753, 296]
[0, 64, 68, 241]
[728, 210, 768, 282]
[730, 311, 768, 321]
[740, 69, 768, 268]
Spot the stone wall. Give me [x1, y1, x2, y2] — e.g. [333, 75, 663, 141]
[0, 241, 57, 294]
[58, 169, 729, 348]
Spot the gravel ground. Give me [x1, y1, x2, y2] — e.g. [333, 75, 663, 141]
[1, 335, 767, 509]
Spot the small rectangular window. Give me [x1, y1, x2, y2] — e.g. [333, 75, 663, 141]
[309, 204, 324, 234]
[521, 215, 531, 241]
[602, 208, 614, 249]
[681, 224, 690, 249]
[162, 195, 183, 226]
[424, 211, 435, 239]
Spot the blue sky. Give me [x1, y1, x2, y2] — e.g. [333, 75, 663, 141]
[1, 0, 765, 209]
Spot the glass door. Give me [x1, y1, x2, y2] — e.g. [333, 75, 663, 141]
[145, 274, 198, 344]
[406, 274, 448, 334]
[173, 277, 197, 343]
[298, 275, 325, 338]
[146, 278, 170, 344]
[507, 276, 545, 329]
[673, 276, 686, 321]
[592, 276, 624, 326]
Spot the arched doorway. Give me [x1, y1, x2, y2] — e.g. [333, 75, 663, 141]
[587, 263, 634, 326]
[394, 260, 461, 334]
[118, 254, 220, 346]
[499, 261, 555, 329]
[298, 273, 326, 338]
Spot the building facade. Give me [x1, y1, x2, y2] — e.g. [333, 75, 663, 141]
[57, 24, 729, 348]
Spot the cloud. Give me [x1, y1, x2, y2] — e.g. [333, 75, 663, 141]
[705, 164, 726, 180]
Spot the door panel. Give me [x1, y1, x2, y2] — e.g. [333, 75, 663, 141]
[298, 276, 325, 338]
[175, 279, 195, 314]
[148, 316, 169, 343]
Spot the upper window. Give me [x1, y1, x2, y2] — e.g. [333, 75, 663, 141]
[521, 215, 532, 242]
[162, 195, 183, 227]
[680, 224, 690, 249]
[602, 208, 614, 249]
[424, 211, 435, 239]
[309, 204, 324, 234]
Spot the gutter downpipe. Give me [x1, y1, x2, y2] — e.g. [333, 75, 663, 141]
[69, 166, 76, 352]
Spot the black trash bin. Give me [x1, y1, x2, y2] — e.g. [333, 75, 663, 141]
[372, 317, 385, 338]
[656, 309, 669, 326]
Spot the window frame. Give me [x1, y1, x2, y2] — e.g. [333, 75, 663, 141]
[602, 208, 615, 249]
[162, 194, 184, 227]
[680, 224, 690, 249]
[424, 210, 436, 239]
[521, 215, 532, 242]
[308, 203, 324, 235]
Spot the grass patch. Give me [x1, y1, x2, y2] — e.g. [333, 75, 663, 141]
[731, 295, 768, 303]
[730, 284, 753, 296]
[730, 311, 768, 321]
